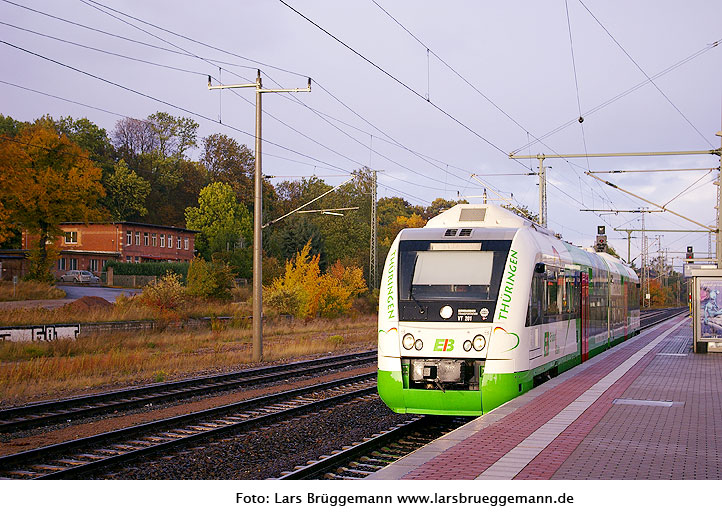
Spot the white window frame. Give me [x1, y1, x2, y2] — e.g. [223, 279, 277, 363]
[126, 231, 132, 246]
[152, 233, 157, 247]
[144, 232, 149, 246]
[64, 231, 78, 244]
[184, 237, 189, 250]
[160, 234, 165, 248]
[135, 231, 140, 246]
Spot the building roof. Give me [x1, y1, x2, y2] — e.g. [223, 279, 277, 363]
[59, 221, 199, 233]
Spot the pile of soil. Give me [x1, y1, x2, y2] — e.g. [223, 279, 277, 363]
[65, 296, 113, 311]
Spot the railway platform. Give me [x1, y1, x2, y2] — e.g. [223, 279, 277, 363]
[368, 314, 722, 480]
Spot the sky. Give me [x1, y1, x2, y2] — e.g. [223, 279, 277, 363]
[1, 0, 721, 271]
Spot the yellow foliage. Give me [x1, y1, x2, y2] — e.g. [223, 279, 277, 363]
[264, 243, 367, 319]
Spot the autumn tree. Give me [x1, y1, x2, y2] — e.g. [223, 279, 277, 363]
[0, 121, 106, 281]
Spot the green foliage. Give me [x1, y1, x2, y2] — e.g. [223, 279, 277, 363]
[201, 133, 254, 208]
[104, 159, 151, 220]
[186, 258, 234, 300]
[281, 218, 326, 269]
[104, 260, 189, 280]
[185, 182, 252, 260]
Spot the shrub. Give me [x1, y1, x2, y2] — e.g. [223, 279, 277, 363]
[137, 272, 185, 311]
[104, 260, 190, 281]
[185, 258, 234, 300]
[263, 243, 367, 319]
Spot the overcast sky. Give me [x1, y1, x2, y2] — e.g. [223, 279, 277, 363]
[2, 0, 721, 269]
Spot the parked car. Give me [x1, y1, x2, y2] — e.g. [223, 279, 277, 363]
[60, 270, 101, 284]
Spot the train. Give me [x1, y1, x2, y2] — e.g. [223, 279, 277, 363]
[377, 204, 640, 416]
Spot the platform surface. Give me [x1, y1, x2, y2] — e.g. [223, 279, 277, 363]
[368, 315, 722, 480]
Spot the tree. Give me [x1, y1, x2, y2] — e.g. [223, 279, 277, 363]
[424, 198, 466, 219]
[0, 121, 106, 280]
[147, 112, 198, 160]
[502, 203, 537, 222]
[103, 159, 151, 220]
[55, 116, 115, 176]
[200, 134, 255, 207]
[281, 218, 326, 270]
[111, 117, 157, 165]
[185, 182, 252, 261]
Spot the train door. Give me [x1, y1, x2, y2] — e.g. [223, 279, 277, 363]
[580, 271, 589, 362]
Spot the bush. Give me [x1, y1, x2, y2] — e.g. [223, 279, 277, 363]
[104, 260, 190, 281]
[137, 272, 185, 311]
[263, 243, 367, 319]
[185, 258, 234, 300]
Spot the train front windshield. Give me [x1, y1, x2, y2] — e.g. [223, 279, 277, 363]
[399, 240, 510, 302]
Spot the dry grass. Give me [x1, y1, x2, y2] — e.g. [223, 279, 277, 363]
[0, 295, 250, 326]
[0, 280, 66, 302]
[0, 315, 377, 405]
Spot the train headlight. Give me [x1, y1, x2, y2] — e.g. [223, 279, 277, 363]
[402, 333, 415, 350]
[414, 339, 423, 351]
[472, 334, 486, 351]
[463, 340, 472, 352]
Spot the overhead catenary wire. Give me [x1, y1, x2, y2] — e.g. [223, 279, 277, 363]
[577, 0, 714, 147]
[368, 0, 622, 221]
[76, 0, 518, 198]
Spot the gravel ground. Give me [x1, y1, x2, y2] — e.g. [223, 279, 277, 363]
[102, 396, 412, 480]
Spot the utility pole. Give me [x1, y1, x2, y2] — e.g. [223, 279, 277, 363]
[510, 147, 721, 254]
[208, 71, 311, 362]
[369, 169, 378, 290]
[717, 129, 722, 267]
[537, 157, 547, 227]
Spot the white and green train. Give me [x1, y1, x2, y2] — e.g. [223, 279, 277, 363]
[377, 204, 640, 416]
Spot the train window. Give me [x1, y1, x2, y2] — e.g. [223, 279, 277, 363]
[398, 240, 511, 302]
[526, 274, 544, 326]
[411, 251, 493, 300]
[544, 268, 561, 319]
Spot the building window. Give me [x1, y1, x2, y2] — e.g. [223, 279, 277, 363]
[152, 233, 157, 247]
[126, 256, 133, 263]
[135, 256, 140, 263]
[177, 236, 182, 249]
[58, 258, 67, 271]
[160, 234, 165, 248]
[144, 232, 149, 246]
[64, 231, 78, 244]
[168, 234, 173, 249]
[69, 258, 78, 270]
[126, 231, 132, 246]
[102, 260, 107, 269]
[184, 237, 189, 250]
[89, 259, 98, 272]
[135, 231, 140, 246]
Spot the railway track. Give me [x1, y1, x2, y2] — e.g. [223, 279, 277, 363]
[0, 373, 376, 479]
[278, 307, 689, 480]
[277, 416, 471, 480]
[0, 350, 375, 434]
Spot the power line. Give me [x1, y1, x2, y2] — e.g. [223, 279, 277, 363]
[577, 0, 713, 147]
[511, 38, 722, 155]
[277, 0, 510, 158]
[367, 0, 619, 213]
[78, 0, 511, 197]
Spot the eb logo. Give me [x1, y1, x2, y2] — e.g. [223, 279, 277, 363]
[434, 338, 454, 352]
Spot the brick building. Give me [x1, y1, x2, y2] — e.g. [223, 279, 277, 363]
[22, 222, 197, 277]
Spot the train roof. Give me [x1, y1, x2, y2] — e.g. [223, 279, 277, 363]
[426, 204, 536, 229]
